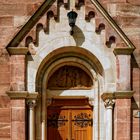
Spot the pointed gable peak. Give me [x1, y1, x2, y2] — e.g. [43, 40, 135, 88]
[6, 0, 135, 55]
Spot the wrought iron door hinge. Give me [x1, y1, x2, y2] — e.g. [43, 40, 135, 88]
[72, 113, 93, 128]
[47, 113, 68, 128]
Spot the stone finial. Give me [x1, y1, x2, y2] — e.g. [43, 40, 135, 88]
[104, 99, 115, 109]
[27, 100, 36, 109]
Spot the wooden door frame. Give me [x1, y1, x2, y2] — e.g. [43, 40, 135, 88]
[48, 96, 92, 106]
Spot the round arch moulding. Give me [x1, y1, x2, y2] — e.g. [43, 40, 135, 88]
[35, 46, 104, 92]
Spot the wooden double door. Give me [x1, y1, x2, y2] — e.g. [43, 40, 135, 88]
[47, 101, 93, 140]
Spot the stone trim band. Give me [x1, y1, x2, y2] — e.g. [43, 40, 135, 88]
[6, 91, 39, 99]
[101, 91, 134, 101]
[7, 47, 29, 55]
[113, 48, 135, 55]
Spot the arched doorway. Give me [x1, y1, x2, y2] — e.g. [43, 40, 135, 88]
[35, 47, 104, 140]
[47, 97, 93, 140]
[46, 65, 93, 140]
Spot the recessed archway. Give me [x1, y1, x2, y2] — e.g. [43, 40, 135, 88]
[35, 47, 104, 140]
[47, 65, 93, 90]
[36, 46, 104, 92]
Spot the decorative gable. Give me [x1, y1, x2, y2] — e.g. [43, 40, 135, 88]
[6, 0, 135, 55]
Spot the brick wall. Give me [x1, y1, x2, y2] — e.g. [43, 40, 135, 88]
[0, 0, 139, 139]
[0, 1, 44, 139]
[100, 1, 140, 138]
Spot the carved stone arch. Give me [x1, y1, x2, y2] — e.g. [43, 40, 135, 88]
[47, 65, 93, 90]
[36, 46, 104, 92]
[35, 47, 104, 140]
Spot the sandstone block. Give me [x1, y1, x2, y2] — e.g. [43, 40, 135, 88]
[115, 99, 131, 106]
[0, 123, 10, 138]
[12, 108, 25, 122]
[14, 16, 29, 27]
[116, 4, 140, 17]
[0, 73, 10, 84]
[0, 27, 15, 38]
[0, 138, 10, 140]
[133, 122, 140, 132]
[0, 16, 13, 26]
[108, 0, 126, 3]
[0, 96, 10, 108]
[11, 99, 25, 107]
[132, 133, 140, 140]
[115, 108, 129, 122]
[27, 3, 42, 15]
[0, 108, 10, 123]
[127, 0, 140, 5]
[116, 16, 140, 28]
[0, 85, 10, 95]
[0, 0, 43, 4]
[11, 122, 25, 140]
[0, 64, 10, 73]
[0, 4, 27, 16]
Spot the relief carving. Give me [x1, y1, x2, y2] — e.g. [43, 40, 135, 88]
[104, 99, 115, 109]
[47, 66, 93, 89]
[27, 100, 36, 109]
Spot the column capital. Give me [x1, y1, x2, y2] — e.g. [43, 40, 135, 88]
[27, 100, 36, 109]
[104, 99, 115, 109]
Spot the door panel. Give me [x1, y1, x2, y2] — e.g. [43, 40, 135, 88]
[71, 109, 92, 140]
[47, 107, 92, 140]
[47, 109, 68, 140]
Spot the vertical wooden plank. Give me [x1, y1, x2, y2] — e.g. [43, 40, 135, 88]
[71, 109, 92, 140]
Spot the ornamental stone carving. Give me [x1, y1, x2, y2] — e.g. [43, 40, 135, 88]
[47, 66, 93, 89]
[104, 99, 115, 109]
[27, 100, 36, 109]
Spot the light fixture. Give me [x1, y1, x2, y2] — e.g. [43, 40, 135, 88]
[67, 10, 78, 35]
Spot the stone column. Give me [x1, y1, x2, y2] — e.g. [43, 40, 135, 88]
[6, 91, 38, 140]
[27, 100, 36, 140]
[6, 91, 28, 140]
[104, 99, 115, 140]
